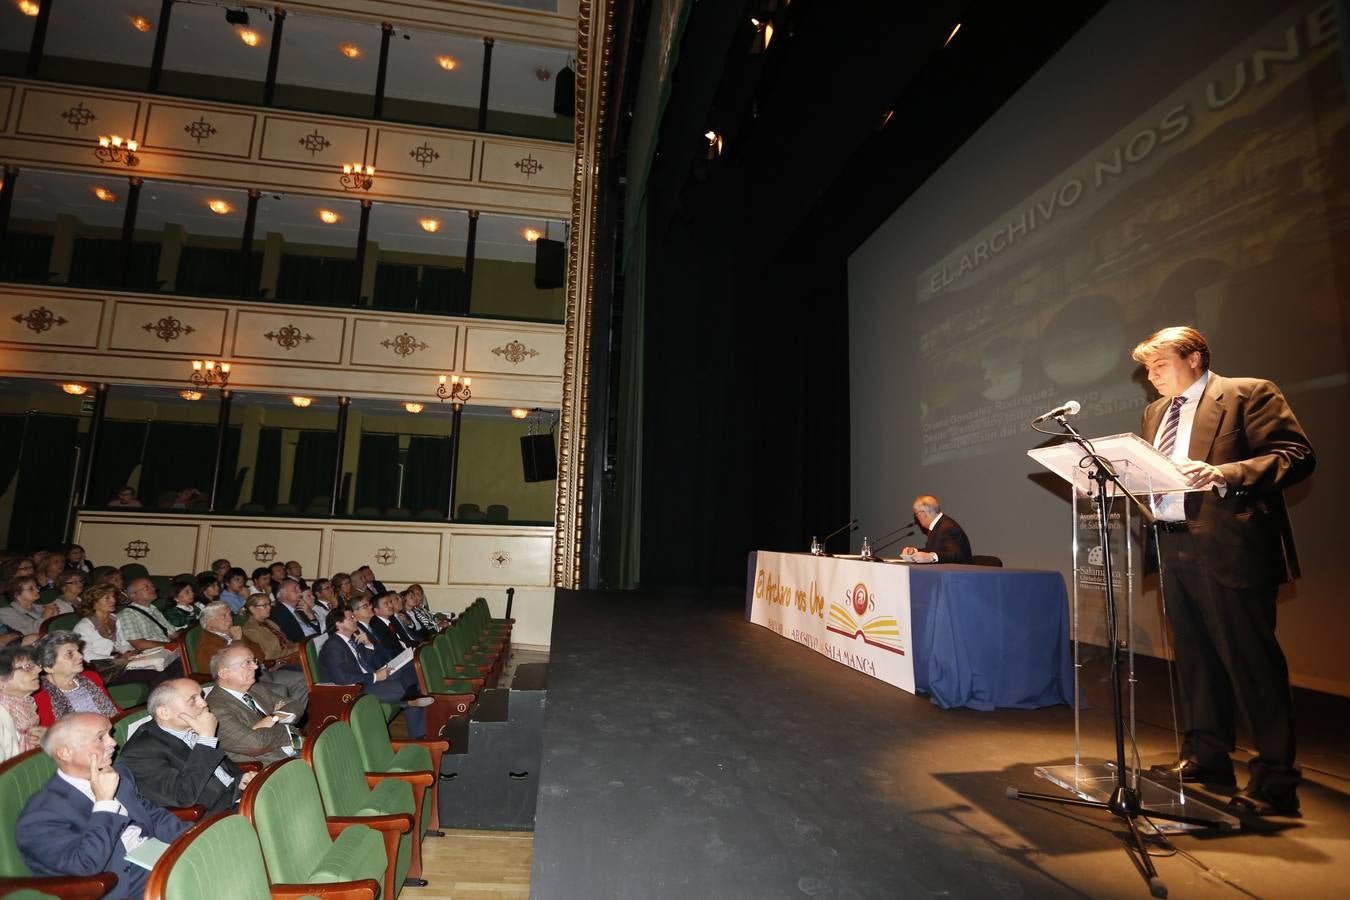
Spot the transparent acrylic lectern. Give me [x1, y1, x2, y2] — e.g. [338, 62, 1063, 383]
[1027, 433, 1239, 834]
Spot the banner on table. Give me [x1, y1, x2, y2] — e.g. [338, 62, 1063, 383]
[747, 551, 915, 694]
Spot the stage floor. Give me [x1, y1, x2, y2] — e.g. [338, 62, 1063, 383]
[530, 589, 1350, 899]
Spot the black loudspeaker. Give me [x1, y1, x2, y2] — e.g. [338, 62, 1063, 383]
[553, 65, 575, 117]
[521, 433, 557, 482]
[534, 238, 565, 289]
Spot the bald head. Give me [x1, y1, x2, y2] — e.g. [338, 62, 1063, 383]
[148, 678, 203, 724]
[42, 713, 116, 775]
[912, 495, 942, 530]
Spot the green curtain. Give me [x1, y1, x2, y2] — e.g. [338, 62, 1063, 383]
[89, 420, 149, 507]
[355, 433, 399, 511]
[288, 430, 336, 509]
[9, 414, 79, 551]
[250, 427, 281, 509]
[405, 436, 451, 516]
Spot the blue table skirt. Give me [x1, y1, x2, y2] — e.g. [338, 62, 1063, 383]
[908, 565, 1073, 711]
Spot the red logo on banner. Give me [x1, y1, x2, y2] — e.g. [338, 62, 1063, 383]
[850, 583, 870, 616]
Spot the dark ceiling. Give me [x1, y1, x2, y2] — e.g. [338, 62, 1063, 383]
[628, 0, 1110, 267]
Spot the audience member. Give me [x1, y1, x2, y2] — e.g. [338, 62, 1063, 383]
[210, 558, 231, 581]
[311, 577, 336, 627]
[54, 570, 84, 612]
[33, 631, 121, 725]
[65, 543, 94, 574]
[36, 552, 67, 590]
[70, 587, 176, 691]
[285, 560, 308, 590]
[118, 577, 181, 651]
[270, 579, 318, 643]
[0, 644, 45, 761]
[318, 608, 429, 739]
[16, 712, 188, 899]
[250, 567, 273, 599]
[0, 576, 61, 636]
[195, 602, 307, 712]
[348, 596, 396, 664]
[241, 594, 300, 668]
[357, 564, 388, 596]
[196, 572, 222, 604]
[206, 644, 302, 766]
[372, 591, 419, 651]
[118, 678, 252, 816]
[219, 566, 249, 614]
[107, 485, 143, 507]
[162, 580, 204, 630]
[331, 571, 355, 604]
[169, 487, 206, 509]
[402, 584, 440, 634]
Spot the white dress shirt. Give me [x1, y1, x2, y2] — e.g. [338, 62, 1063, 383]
[1151, 370, 1210, 521]
[56, 770, 147, 852]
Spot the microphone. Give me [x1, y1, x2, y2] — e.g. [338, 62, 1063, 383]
[811, 518, 858, 555]
[872, 523, 918, 554]
[1032, 400, 1081, 424]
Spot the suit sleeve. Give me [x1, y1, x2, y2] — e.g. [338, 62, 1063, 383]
[118, 731, 231, 809]
[17, 793, 129, 877]
[271, 607, 306, 643]
[208, 694, 289, 757]
[1215, 380, 1315, 494]
[118, 768, 191, 843]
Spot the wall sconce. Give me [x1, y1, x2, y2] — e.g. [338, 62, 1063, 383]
[189, 359, 231, 390]
[95, 134, 140, 167]
[340, 162, 374, 192]
[435, 374, 472, 408]
[61, 383, 89, 396]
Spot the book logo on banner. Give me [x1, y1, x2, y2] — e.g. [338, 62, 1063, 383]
[826, 582, 905, 655]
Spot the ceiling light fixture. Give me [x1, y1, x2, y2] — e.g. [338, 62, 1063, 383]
[207, 199, 232, 215]
[339, 43, 361, 59]
[944, 22, 962, 48]
[130, 15, 153, 33]
[750, 17, 774, 53]
[404, 402, 424, 414]
[318, 209, 340, 224]
[93, 186, 117, 202]
[61, 383, 89, 396]
[510, 408, 529, 419]
[291, 396, 312, 408]
[419, 218, 441, 233]
[704, 130, 724, 160]
[535, 66, 551, 82]
[522, 228, 542, 242]
[95, 134, 140, 167]
[436, 55, 457, 71]
[180, 390, 203, 401]
[17, 1, 39, 16]
[238, 29, 260, 47]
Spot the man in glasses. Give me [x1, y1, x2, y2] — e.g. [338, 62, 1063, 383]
[205, 644, 302, 766]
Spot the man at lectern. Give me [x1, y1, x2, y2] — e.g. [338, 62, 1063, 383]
[900, 495, 972, 564]
[1132, 325, 1314, 817]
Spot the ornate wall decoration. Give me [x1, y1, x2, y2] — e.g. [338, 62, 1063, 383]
[298, 129, 331, 156]
[183, 116, 218, 144]
[60, 102, 96, 132]
[374, 547, 397, 565]
[490, 550, 511, 569]
[142, 315, 195, 342]
[124, 539, 151, 560]
[12, 306, 69, 333]
[264, 324, 315, 351]
[409, 142, 440, 167]
[380, 332, 429, 358]
[253, 543, 277, 562]
[491, 339, 540, 365]
[514, 154, 544, 179]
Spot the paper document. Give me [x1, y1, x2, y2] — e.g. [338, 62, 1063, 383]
[126, 648, 177, 671]
[386, 647, 415, 673]
[125, 837, 171, 870]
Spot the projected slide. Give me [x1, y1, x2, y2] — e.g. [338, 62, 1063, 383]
[913, 2, 1347, 465]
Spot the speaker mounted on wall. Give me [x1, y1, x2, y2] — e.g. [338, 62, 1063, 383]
[534, 238, 565, 289]
[521, 433, 557, 482]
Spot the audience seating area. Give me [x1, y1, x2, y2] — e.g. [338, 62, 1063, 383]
[0, 545, 517, 898]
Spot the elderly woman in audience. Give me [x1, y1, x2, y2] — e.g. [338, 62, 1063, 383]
[32, 630, 121, 725]
[241, 593, 300, 669]
[162, 580, 204, 630]
[53, 570, 83, 613]
[71, 584, 169, 691]
[36, 553, 66, 590]
[0, 644, 46, 761]
[65, 543, 94, 574]
[0, 576, 61, 637]
[0, 556, 35, 590]
[402, 583, 441, 634]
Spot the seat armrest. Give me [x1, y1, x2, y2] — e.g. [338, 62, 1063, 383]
[364, 769, 434, 790]
[271, 879, 380, 900]
[0, 874, 118, 898]
[169, 804, 207, 822]
[326, 813, 414, 836]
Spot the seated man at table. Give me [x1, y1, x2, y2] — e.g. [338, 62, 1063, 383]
[900, 494, 972, 564]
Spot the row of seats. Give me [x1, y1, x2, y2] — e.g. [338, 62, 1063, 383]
[0, 598, 515, 898]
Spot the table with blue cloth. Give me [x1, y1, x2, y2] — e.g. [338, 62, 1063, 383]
[908, 564, 1073, 710]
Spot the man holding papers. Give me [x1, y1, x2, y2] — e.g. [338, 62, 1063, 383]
[1132, 325, 1315, 816]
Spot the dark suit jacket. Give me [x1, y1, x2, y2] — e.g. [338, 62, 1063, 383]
[371, 615, 414, 653]
[317, 633, 415, 705]
[117, 721, 243, 816]
[205, 682, 295, 766]
[1140, 372, 1314, 588]
[923, 514, 973, 564]
[270, 602, 315, 644]
[17, 764, 189, 900]
[358, 620, 399, 665]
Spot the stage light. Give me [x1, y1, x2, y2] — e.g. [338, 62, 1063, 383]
[61, 383, 88, 396]
[437, 55, 457, 71]
[238, 29, 260, 46]
[318, 209, 339, 224]
[419, 218, 441, 233]
[130, 16, 153, 33]
[944, 22, 961, 48]
[339, 43, 361, 59]
[93, 186, 117, 202]
[522, 228, 541, 242]
[207, 199, 232, 215]
[17, 1, 39, 16]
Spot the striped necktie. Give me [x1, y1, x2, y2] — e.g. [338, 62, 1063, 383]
[1157, 396, 1186, 457]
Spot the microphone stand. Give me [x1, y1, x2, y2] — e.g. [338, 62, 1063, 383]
[867, 525, 918, 558]
[811, 518, 857, 556]
[1007, 413, 1224, 899]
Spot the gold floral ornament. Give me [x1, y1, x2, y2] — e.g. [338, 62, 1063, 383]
[12, 306, 69, 333]
[124, 540, 151, 560]
[264, 324, 315, 351]
[143, 316, 195, 342]
[491, 340, 539, 365]
[381, 333, 429, 357]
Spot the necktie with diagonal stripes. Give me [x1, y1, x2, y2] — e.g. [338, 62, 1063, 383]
[1157, 396, 1186, 457]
